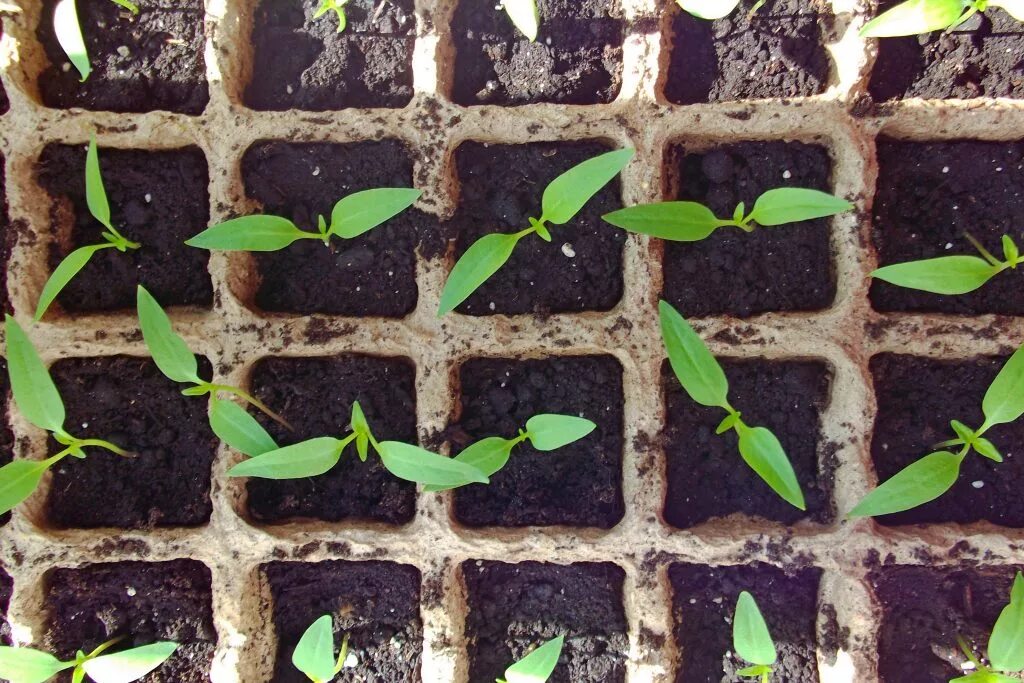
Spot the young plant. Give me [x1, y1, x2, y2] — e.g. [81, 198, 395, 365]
[35, 137, 141, 321]
[0, 316, 128, 516]
[291, 615, 350, 683]
[498, 635, 564, 683]
[951, 572, 1024, 682]
[0, 637, 176, 683]
[314, 0, 350, 32]
[54, 0, 139, 81]
[676, 0, 765, 20]
[438, 148, 634, 316]
[659, 300, 806, 510]
[185, 188, 420, 253]
[850, 341, 1024, 518]
[732, 592, 777, 682]
[602, 188, 852, 242]
[502, 0, 540, 41]
[872, 234, 1022, 296]
[860, 0, 1023, 38]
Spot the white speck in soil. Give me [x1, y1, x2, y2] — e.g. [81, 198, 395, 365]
[942, 166, 950, 174]
[343, 651, 359, 668]
[972, 480, 984, 489]
[286, 84, 294, 94]
[61, 62, 71, 73]
[945, 242, 953, 250]
[488, 302, 495, 311]
[116, 45, 131, 58]
[561, 243, 576, 258]
[126, 586, 136, 597]
[144, 193, 152, 203]
[782, 170, 792, 179]
[312, 166, 320, 176]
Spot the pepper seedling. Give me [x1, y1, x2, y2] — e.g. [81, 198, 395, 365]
[0, 637, 176, 683]
[0, 316, 129, 516]
[676, 0, 765, 20]
[860, 0, 1023, 38]
[502, 0, 540, 41]
[659, 300, 806, 510]
[291, 615, 350, 683]
[950, 572, 1024, 682]
[185, 188, 420, 253]
[850, 341, 1024, 518]
[498, 635, 564, 683]
[53, 0, 139, 81]
[733, 592, 777, 682]
[35, 137, 141, 321]
[602, 188, 852, 243]
[438, 148, 634, 316]
[314, 0, 350, 32]
[872, 234, 1022, 296]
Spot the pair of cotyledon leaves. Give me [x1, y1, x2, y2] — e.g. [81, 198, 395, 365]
[861, 0, 1023, 38]
[872, 234, 1021, 297]
[0, 639, 176, 683]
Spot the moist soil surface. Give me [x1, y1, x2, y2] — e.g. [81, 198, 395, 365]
[451, 355, 624, 528]
[45, 560, 217, 683]
[0, 567, 11, 645]
[36, 0, 209, 113]
[662, 141, 835, 318]
[246, 0, 415, 110]
[0, 360, 11, 527]
[870, 354, 1024, 527]
[452, 141, 626, 316]
[666, 0, 832, 104]
[870, 139, 1024, 315]
[46, 356, 217, 529]
[663, 359, 833, 528]
[246, 355, 418, 524]
[0, 157, 10, 315]
[37, 144, 213, 313]
[263, 561, 422, 682]
[462, 560, 628, 682]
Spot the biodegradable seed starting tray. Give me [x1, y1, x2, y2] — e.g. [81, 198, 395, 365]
[0, 0, 1022, 681]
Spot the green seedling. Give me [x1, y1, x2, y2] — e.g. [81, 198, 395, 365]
[0, 316, 129, 516]
[850, 341, 1024, 518]
[872, 234, 1022, 296]
[54, 0, 139, 81]
[0, 637, 176, 683]
[438, 148, 634, 316]
[36, 137, 141, 321]
[603, 188, 852, 242]
[502, 0, 540, 41]
[498, 635, 564, 683]
[185, 188, 421, 253]
[860, 0, 1023, 38]
[676, 0, 766, 20]
[291, 615, 350, 683]
[733, 592, 777, 682]
[950, 572, 1024, 682]
[659, 300, 806, 510]
[314, 0, 350, 32]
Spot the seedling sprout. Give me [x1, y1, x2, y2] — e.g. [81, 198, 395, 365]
[314, 0, 350, 32]
[291, 615, 350, 683]
[950, 572, 1024, 682]
[733, 592, 777, 682]
[53, 0, 139, 81]
[501, 0, 540, 41]
[0, 637, 176, 683]
[872, 234, 1022, 296]
[498, 635, 564, 683]
[860, 0, 1023, 38]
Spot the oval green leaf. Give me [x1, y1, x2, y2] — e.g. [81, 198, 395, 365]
[136, 285, 201, 385]
[209, 398, 278, 458]
[733, 592, 777, 667]
[872, 256, 998, 295]
[82, 642, 178, 683]
[982, 343, 1024, 428]
[292, 615, 337, 683]
[423, 436, 516, 493]
[658, 300, 730, 409]
[0, 646, 72, 683]
[602, 202, 722, 241]
[503, 0, 540, 40]
[860, 0, 965, 37]
[989, 572, 1024, 672]
[438, 231, 525, 316]
[0, 460, 53, 516]
[747, 188, 853, 227]
[737, 425, 806, 510]
[54, 0, 90, 81]
[541, 149, 634, 225]
[849, 451, 964, 518]
[377, 441, 489, 486]
[330, 188, 421, 239]
[185, 216, 308, 252]
[85, 137, 111, 228]
[5, 315, 65, 434]
[676, 0, 743, 19]
[35, 243, 113, 321]
[525, 414, 596, 451]
[226, 437, 342, 479]
[505, 635, 564, 683]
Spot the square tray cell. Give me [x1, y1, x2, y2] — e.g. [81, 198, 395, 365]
[462, 560, 628, 682]
[662, 141, 836, 318]
[452, 355, 624, 528]
[663, 359, 833, 528]
[870, 354, 1024, 527]
[669, 562, 822, 682]
[36, 0, 208, 113]
[451, 141, 626, 315]
[245, 355, 417, 524]
[665, 0, 832, 104]
[36, 144, 212, 313]
[240, 140, 430, 316]
[246, 0, 414, 110]
[46, 560, 215, 683]
[45, 356, 217, 529]
[870, 139, 1024, 315]
[262, 561, 422, 682]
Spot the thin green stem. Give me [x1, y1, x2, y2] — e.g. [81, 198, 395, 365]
[73, 438, 130, 456]
[86, 636, 126, 659]
[966, 233, 1004, 268]
[208, 384, 292, 429]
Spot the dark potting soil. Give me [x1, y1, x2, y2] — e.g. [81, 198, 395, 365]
[36, 144, 213, 313]
[451, 141, 626, 316]
[451, 0, 624, 106]
[0, 359, 12, 527]
[246, 0, 414, 110]
[263, 561, 422, 682]
[870, 354, 1024, 527]
[462, 560, 628, 683]
[0, 26, 7, 114]
[245, 355, 417, 524]
[662, 141, 836, 318]
[0, 156, 10, 315]
[662, 359, 834, 528]
[45, 356, 217, 529]
[669, 562, 821, 682]
[241, 140, 434, 316]
[870, 140, 1024, 316]
[45, 560, 216, 683]
[451, 356, 624, 528]
[665, 0, 832, 104]
[870, 565, 1024, 682]
[0, 567, 11, 645]
[36, 0, 208, 113]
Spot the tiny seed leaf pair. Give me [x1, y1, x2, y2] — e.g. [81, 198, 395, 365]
[872, 234, 1022, 296]
[314, 0, 350, 32]
[733, 592, 777, 682]
[860, 0, 1024, 38]
[502, 0, 540, 41]
[291, 615, 349, 683]
[497, 635, 564, 683]
[951, 572, 1024, 682]
[53, 0, 139, 82]
[0, 638, 177, 683]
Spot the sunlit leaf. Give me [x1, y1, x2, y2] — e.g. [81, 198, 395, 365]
[438, 232, 525, 316]
[423, 437, 516, 493]
[292, 615, 337, 682]
[746, 188, 853, 227]
[35, 243, 113, 321]
[226, 437, 343, 479]
[860, 0, 966, 37]
[733, 592, 777, 667]
[5, 316, 65, 434]
[602, 202, 723, 241]
[0, 646, 72, 683]
[503, 0, 540, 40]
[676, 0, 743, 20]
[85, 137, 112, 229]
[0, 460, 53, 516]
[209, 398, 278, 458]
[872, 256, 998, 295]
[82, 642, 178, 683]
[53, 0, 90, 81]
[524, 414, 596, 451]
[377, 441, 489, 486]
[136, 286, 202, 385]
[185, 216, 310, 252]
[658, 300, 730, 409]
[849, 451, 964, 518]
[330, 188, 421, 239]
[541, 149, 634, 225]
[982, 343, 1024, 428]
[504, 635, 564, 683]
[989, 572, 1024, 672]
[736, 425, 806, 510]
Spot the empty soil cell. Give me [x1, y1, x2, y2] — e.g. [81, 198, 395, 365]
[870, 139, 1024, 315]
[462, 560, 628, 682]
[36, 0, 208, 113]
[665, 0, 832, 104]
[45, 356, 217, 529]
[663, 359, 834, 529]
[662, 141, 836, 318]
[246, 0, 414, 110]
[870, 354, 1024, 526]
[36, 144, 213, 313]
[263, 561, 423, 682]
[45, 560, 216, 683]
[451, 141, 626, 315]
[451, 355, 624, 528]
[245, 355, 417, 524]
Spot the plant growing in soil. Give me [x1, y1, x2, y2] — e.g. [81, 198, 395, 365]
[53, 0, 139, 81]
[872, 234, 1022, 296]
[659, 300, 806, 509]
[0, 637, 176, 683]
[733, 591, 777, 682]
[675, 0, 764, 19]
[498, 635, 564, 683]
[860, 0, 1023, 38]
[438, 148, 634, 316]
[35, 137, 141, 321]
[314, 0, 350, 32]
[950, 572, 1024, 682]
[850, 341, 1024, 518]
[502, 0, 540, 41]
[0, 316, 129, 516]
[291, 615, 350, 682]
[602, 187, 852, 242]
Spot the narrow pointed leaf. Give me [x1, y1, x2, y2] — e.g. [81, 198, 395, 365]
[982, 343, 1024, 427]
[505, 635, 564, 683]
[185, 216, 309, 251]
[1003, 235, 1020, 263]
[82, 642, 178, 683]
[860, 0, 965, 36]
[736, 664, 773, 677]
[292, 615, 337, 682]
[136, 286, 201, 385]
[503, 0, 540, 40]
[525, 414, 596, 451]
[85, 138, 111, 228]
[209, 398, 278, 458]
[226, 437, 342, 479]
[0, 460, 53, 516]
[974, 437, 1003, 463]
[438, 232, 524, 315]
[849, 451, 964, 518]
[35, 243, 112, 320]
[991, 0, 1024, 20]
[108, 0, 139, 11]
[0, 646, 72, 683]
[5, 316, 65, 433]
[602, 202, 722, 241]
[658, 300, 730, 409]
[541, 149, 634, 225]
[377, 441, 489, 486]
[54, 0, 90, 81]
[676, 0, 743, 19]
[989, 572, 1024, 672]
[733, 592, 777, 666]
[423, 437, 516, 493]
[872, 256, 998, 295]
[747, 188, 853, 226]
[330, 188, 421, 239]
[737, 426, 806, 510]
